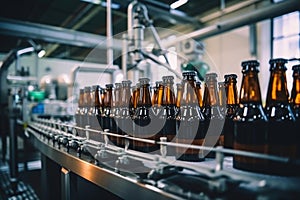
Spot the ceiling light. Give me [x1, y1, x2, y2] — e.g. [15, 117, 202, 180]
[170, 0, 188, 9]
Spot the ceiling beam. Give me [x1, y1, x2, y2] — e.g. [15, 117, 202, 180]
[0, 17, 122, 50]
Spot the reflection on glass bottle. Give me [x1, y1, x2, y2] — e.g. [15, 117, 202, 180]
[118, 80, 133, 148]
[233, 60, 268, 173]
[223, 74, 239, 150]
[133, 78, 158, 153]
[202, 73, 224, 158]
[176, 71, 206, 162]
[291, 64, 300, 158]
[75, 88, 84, 136]
[88, 85, 102, 141]
[265, 58, 297, 175]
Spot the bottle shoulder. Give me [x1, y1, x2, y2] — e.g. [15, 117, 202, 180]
[234, 103, 267, 122]
[265, 103, 295, 121]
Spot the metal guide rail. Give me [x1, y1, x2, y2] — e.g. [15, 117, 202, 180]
[26, 116, 300, 200]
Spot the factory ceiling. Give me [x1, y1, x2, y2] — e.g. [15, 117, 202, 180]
[0, 0, 296, 63]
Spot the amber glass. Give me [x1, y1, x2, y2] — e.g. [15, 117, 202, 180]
[152, 81, 164, 116]
[291, 64, 300, 158]
[202, 73, 224, 158]
[118, 80, 134, 148]
[222, 74, 239, 150]
[102, 84, 113, 131]
[87, 85, 103, 141]
[195, 81, 203, 108]
[233, 60, 268, 173]
[79, 86, 91, 137]
[111, 83, 122, 145]
[265, 58, 297, 175]
[176, 71, 206, 161]
[161, 76, 177, 156]
[75, 88, 84, 136]
[133, 78, 157, 152]
[175, 83, 182, 116]
[218, 82, 227, 115]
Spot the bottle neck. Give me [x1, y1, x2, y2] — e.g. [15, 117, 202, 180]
[203, 81, 219, 107]
[181, 80, 198, 106]
[239, 71, 262, 104]
[156, 84, 164, 107]
[176, 86, 182, 108]
[104, 88, 113, 108]
[218, 84, 226, 107]
[138, 84, 152, 108]
[163, 84, 175, 106]
[195, 84, 203, 108]
[122, 87, 131, 107]
[226, 81, 239, 105]
[266, 69, 289, 106]
[291, 74, 300, 105]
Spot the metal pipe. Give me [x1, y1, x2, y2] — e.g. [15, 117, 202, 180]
[0, 17, 122, 50]
[107, 0, 113, 66]
[122, 33, 128, 79]
[165, 0, 300, 46]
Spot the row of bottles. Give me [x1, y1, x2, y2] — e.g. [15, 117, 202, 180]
[74, 58, 300, 175]
[234, 59, 300, 176]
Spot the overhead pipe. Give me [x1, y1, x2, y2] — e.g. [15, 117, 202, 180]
[0, 17, 122, 50]
[165, 0, 300, 46]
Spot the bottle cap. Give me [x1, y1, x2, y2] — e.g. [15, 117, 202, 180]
[115, 83, 122, 88]
[84, 86, 91, 92]
[241, 60, 260, 72]
[224, 74, 238, 83]
[92, 85, 99, 90]
[122, 80, 132, 87]
[139, 78, 150, 85]
[269, 58, 288, 64]
[182, 71, 197, 77]
[162, 76, 174, 84]
[292, 64, 300, 71]
[105, 84, 114, 88]
[79, 88, 84, 93]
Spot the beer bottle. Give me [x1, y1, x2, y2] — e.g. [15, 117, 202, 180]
[75, 88, 84, 136]
[119, 80, 134, 148]
[175, 83, 183, 117]
[80, 86, 91, 137]
[133, 78, 157, 153]
[176, 71, 206, 161]
[233, 60, 268, 173]
[102, 84, 113, 131]
[202, 73, 224, 158]
[218, 82, 227, 115]
[291, 64, 300, 158]
[111, 83, 122, 146]
[161, 76, 177, 156]
[88, 85, 102, 141]
[195, 81, 203, 109]
[152, 81, 164, 116]
[223, 74, 239, 150]
[265, 58, 297, 175]
[97, 87, 105, 130]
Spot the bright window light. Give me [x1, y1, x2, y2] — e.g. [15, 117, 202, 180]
[170, 0, 188, 9]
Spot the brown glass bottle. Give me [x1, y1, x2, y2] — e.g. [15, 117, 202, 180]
[202, 73, 224, 158]
[152, 81, 164, 116]
[161, 76, 177, 156]
[80, 86, 91, 138]
[75, 88, 84, 136]
[118, 80, 134, 148]
[195, 81, 203, 109]
[110, 83, 122, 146]
[97, 87, 105, 130]
[176, 71, 206, 161]
[291, 64, 300, 158]
[175, 83, 183, 117]
[133, 78, 157, 153]
[218, 82, 227, 115]
[102, 84, 113, 132]
[88, 85, 103, 141]
[265, 58, 297, 175]
[233, 60, 268, 173]
[222, 74, 239, 150]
